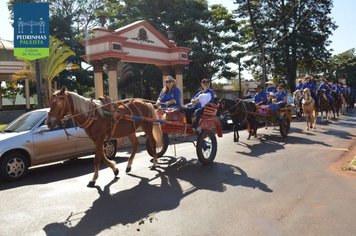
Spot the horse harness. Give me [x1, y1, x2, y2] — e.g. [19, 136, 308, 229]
[224, 99, 250, 124]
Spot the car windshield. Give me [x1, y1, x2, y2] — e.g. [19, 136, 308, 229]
[3, 110, 46, 132]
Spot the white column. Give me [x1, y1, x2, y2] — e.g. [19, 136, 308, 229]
[108, 70, 118, 100]
[93, 61, 104, 99]
[105, 58, 119, 100]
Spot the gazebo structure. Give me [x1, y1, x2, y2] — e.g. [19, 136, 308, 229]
[81, 20, 191, 103]
[0, 39, 27, 110]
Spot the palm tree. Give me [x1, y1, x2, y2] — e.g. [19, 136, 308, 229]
[13, 36, 76, 106]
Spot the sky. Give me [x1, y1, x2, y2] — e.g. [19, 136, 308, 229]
[0, 0, 355, 55]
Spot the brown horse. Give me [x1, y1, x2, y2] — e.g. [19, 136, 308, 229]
[47, 87, 163, 187]
[218, 98, 257, 142]
[302, 88, 317, 130]
[317, 89, 332, 123]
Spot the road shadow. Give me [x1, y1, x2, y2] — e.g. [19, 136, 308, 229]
[43, 159, 272, 235]
[236, 134, 331, 158]
[0, 156, 131, 190]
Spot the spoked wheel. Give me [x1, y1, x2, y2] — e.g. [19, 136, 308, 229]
[103, 140, 117, 160]
[279, 115, 290, 137]
[146, 133, 169, 158]
[196, 130, 217, 165]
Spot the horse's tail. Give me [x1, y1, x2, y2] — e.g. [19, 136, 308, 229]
[148, 103, 163, 148]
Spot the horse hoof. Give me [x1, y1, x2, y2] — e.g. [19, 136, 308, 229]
[126, 167, 131, 173]
[247, 135, 251, 140]
[87, 181, 95, 188]
[150, 165, 156, 170]
[114, 168, 119, 176]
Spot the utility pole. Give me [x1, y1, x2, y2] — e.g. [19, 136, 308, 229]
[238, 58, 242, 98]
[261, 46, 267, 86]
[35, 59, 43, 108]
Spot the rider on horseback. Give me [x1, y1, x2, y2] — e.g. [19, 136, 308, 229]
[302, 75, 317, 103]
[317, 78, 335, 106]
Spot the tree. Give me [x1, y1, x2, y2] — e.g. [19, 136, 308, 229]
[327, 49, 356, 87]
[233, 0, 336, 91]
[2, 82, 21, 109]
[13, 37, 76, 106]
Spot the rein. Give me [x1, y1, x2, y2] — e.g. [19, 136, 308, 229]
[224, 99, 249, 123]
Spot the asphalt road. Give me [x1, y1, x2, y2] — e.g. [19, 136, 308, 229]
[1, 112, 356, 236]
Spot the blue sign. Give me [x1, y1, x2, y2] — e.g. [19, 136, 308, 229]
[14, 3, 49, 60]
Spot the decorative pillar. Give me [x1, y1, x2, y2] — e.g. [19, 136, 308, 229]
[25, 78, 30, 111]
[92, 60, 104, 99]
[104, 58, 119, 100]
[0, 81, 2, 111]
[174, 66, 184, 105]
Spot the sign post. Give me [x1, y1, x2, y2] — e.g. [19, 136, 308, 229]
[14, 3, 49, 108]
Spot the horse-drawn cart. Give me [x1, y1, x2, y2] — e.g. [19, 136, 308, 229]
[252, 104, 293, 137]
[147, 103, 223, 164]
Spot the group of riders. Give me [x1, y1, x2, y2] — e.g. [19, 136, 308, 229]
[254, 75, 354, 115]
[155, 74, 354, 132]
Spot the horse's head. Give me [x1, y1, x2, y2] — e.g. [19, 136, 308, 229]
[47, 87, 71, 129]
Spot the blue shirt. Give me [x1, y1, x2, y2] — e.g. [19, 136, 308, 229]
[158, 87, 181, 109]
[275, 91, 287, 103]
[302, 81, 316, 94]
[266, 86, 277, 94]
[295, 83, 303, 90]
[255, 91, 268, 105]
[317, 82, 332, 95]
[332, 84, 340, 93]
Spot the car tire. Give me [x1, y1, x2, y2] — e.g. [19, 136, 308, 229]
[103, 140, 117, 160]
[0, 152, 29, 181]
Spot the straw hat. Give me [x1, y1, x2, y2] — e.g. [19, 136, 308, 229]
[266, 80, 274, 85]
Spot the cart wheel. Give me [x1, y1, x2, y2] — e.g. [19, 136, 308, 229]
[104, 140, 117, 160]
[279, 115, 290, 137]
[196, 130, 217, 165]
[146, 133, 169, 158]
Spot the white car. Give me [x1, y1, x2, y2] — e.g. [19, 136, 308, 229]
[0, 108, 117, 181]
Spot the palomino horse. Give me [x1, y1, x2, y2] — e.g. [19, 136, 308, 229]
[47, 87, 163, 187]
[218, 98, 257, 142]
[293, 89, 303, 118]
[302, 88, 317, 130]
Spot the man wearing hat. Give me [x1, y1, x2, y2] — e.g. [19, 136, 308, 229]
[254, 84, 268, 106]
[317, 78, 335, 105]
[266, 80, 277, 94]
[295, 78, 304, 91]
[182, 78, 214, 132]
[302, 75, 317, 102]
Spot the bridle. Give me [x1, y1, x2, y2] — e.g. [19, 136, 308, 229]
[48, 92, 72, 126]
[221, 98, 249, 123]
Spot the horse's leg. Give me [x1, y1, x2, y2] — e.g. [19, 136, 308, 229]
[233, 124, 239, 142]
[142, 124, 158, 170]
[88, 142, 104, 187]
[247, 122, 251, 140]
[125, 133, 139, 173]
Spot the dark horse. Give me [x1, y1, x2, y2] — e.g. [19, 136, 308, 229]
[317, 89, 335, 122]
[47, 87, 163, 187]
[219, 98, 257, 142]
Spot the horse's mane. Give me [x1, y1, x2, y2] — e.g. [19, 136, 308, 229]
[67, 91, 104, 116]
